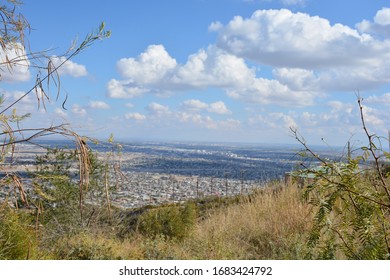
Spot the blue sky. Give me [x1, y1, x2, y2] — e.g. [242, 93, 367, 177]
[2, 0, 390, 146]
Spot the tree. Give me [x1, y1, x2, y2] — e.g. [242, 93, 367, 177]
[292, 97, 390, 259]
[0, 0, 110, 208]
[0, 1, 110, 259]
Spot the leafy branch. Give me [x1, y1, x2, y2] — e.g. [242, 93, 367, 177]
[0, 22, 111, 115]
[292, 98, 390, 259]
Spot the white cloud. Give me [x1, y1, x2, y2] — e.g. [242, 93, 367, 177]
[109, 45, 260, 95]
[249, 111, 297, 130]
[107, 8, 390, 106]
[0, 43, 30, 82]
[71, 104, 87, 117]
[50, 56, 88, 77]
[357, 7, 390, 39]
[300, 112, 317, 127]
[107, 79, 148, 99]
[208, 101, 231, 114]
[181, 99, 231, 114]
[361, 106, 384, 126]
[327, 100, 354, 114]
[89, 100, 110, 109]
[172, 46, 256, 88]
[211, 8, 390, 92]
[273, 68, 318, 91]
[54, 108, 68, 118]
[270, 112, 298, 129]
[178, 113, 217, 129]
[108, 45, 316, 106]
[116, 45, 177, 84]
[226, 77, 315, 106]
[216, 9, 375, 69]
[177, 112, 239, 130]
[366, 93, 390, 104]
[181, 99, 209, 111]
[146, 102, 171, 116]
[208, 21, 223, 32]
[125, 112, 146, 121]
[1, 89, 35, 114]
[123, 101, 239, 131]
[374, 7, 390, 25]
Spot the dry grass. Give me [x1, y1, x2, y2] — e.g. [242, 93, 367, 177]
[174, 184, 313, 259]
[102, 182, 313, 260]
[4, 181, 313, 260]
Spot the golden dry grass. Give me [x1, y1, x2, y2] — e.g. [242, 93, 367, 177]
[9, 181, 313, 260]
[174, 184, 313, 259]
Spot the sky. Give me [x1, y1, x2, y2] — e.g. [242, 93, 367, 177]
[1, 0, 390, 147]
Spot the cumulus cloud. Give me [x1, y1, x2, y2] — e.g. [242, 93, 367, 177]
[89, 100, 110, 109]
[215, 9, 375, 69]
[125, 112, 146, 121]
[107, 8, 390, 110]
[270, 112, 298, 129]
[208, 21, 223, 32]
[300, 111, 317, 127]
[226, 77, 315, 106]
[248, 111, 297, 130]
[357, 8, 390, 38]
[50, 56, 88, 77]
[273, 68, 318, 91]
[362, 106, 384, 126]
[366, 93, 390, 105]
[71, 104, 87, 117]
[117, 45, 177, 84]
[124, 101, 239, 131]
[327, 100, 354, 114]
[181, 99, 231, 114]
[107, 79, 148, 98]
[177, 112, 240, 130]
[1, 89, 35, 113]
[54, 108, 68, 118]
[0, 43, 30, 82]
[107, 44, 316, 106]
[212, 8, 390, 92]
[208, 101, 231, 114]
[146, 102, 171, 116]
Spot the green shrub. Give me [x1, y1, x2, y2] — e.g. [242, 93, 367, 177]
[0, 209, 37, 259]
[292, 98, 390, 259]
[52, 232, 116, 260]
[137, 203, 196, 240]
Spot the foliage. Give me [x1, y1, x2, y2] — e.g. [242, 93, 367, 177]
[0, 208, 38, 259]
[291, 98, 390, 259]
[0, 1, 111, 259]
[30, 147, 112, 245]
[52, 232, 118, 260]
[0, 0, 110, 212]
[137, 202, 197, 240]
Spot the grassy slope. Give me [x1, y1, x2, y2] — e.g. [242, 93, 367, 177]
[42, 182, 314, 260]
